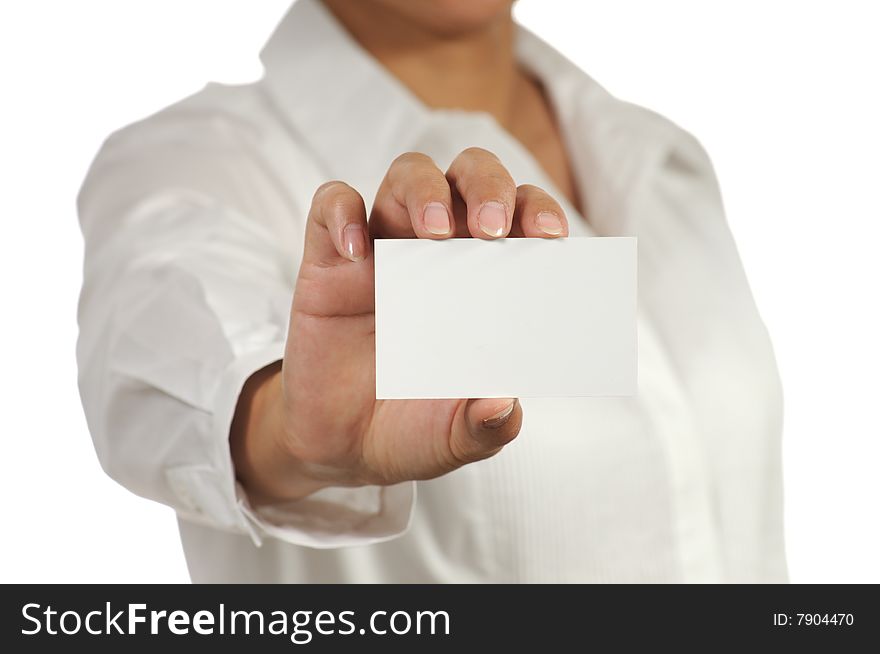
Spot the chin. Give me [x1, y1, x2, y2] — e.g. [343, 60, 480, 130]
[372, 0, 514, 35]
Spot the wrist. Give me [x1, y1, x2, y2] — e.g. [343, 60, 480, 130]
[230, 362, 329, 506]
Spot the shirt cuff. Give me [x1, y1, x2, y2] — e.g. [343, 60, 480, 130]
[238, 481, 416, 549]
[168, 341, 416, 549]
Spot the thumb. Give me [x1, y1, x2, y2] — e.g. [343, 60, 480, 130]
[448, 398, 523, 465]
[303, 180, 369, 264]
[295, 181, 373, 317]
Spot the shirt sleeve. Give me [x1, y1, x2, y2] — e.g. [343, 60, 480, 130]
[76, 95, 414, 548]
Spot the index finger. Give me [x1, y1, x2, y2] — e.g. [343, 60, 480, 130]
[369, 152, 455, 239]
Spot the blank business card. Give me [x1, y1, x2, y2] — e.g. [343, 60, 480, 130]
[374, 237, 637, 399]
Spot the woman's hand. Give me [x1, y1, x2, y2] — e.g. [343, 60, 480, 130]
[231, 147, 569, 504]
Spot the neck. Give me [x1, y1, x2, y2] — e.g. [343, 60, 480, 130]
[321, 0, 521, 129]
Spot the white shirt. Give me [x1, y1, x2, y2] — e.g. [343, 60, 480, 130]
[77, 0, 787, 582]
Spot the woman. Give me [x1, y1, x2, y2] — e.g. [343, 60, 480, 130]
[77, 0, 786, 582]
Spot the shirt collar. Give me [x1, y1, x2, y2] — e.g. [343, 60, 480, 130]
[259, 0, 649, 236]
[260, 0, 430, 200]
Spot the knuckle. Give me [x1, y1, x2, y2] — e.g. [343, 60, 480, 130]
[459, 146, 498, 163]
[517, 183, 546, 196]
[448, 438, 504, 469]
[446, 435, 480, 468]
[464, 173, 515, 201]
[313, 180, 350, 204]
[410, 171, 448, 194]
[391, 151, 434, 170]
[452, 149, 514, 191]
[481, 170, 516, 189]
[312, 180, 360, 214]
[517, 184, 562, 209]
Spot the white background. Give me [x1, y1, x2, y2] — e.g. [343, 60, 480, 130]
[1, 0, 877, 583]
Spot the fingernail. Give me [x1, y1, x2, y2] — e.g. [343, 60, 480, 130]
[343, 224, 366, 261]
[481, 399, 517, 429]
[424, 202, 451, 235]
[478, 202, 507, 238]
[536, 211, 564, 236]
